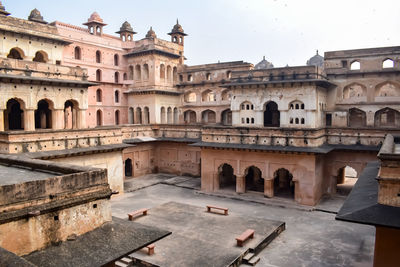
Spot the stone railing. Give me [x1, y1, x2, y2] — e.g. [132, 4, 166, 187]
[0, 58, 88, 81]
[2, 123, 399, 154]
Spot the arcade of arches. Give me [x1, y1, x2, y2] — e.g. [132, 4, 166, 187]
[201, 148, 377, 206]
[1, 97, 87, 131]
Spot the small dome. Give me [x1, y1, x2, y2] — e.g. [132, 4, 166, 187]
[87, 12, 103, 23]
[255, 56, 274, 70]
[120, 21, 133, 32]
[28, 8, 47, 24]
[307, 50, 324, 68]
[146, 27, 157, 39]
[0, 1, 10, 16]
[169, 19, 187, 35]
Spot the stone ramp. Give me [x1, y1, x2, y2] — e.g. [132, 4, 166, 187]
[126, 202, 285, 267]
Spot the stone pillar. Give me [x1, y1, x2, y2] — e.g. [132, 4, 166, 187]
[40, 112, 46, 128]
[77, 109, 87, 129]
[0, 109, 4, 131]
[24, 109, 35, 131]
[264, 178, 274, 198]
[366, 111, 375, 127]
[236, 175, 245, 193]
[52, 109, 64, 130]
[72, 108, 77, 129]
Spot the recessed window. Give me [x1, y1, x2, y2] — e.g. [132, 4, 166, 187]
[206, 73, 211, 80]
[74, 46, 81, 60]
[96, 50, 101, 63]
[96, 69, 101, 81]
[188, 74, 193, 82]
[114, 54, 119, 66]
[350, 61, 360, 70]
[115, 90, 120, 103]
[96, 89, 102, 102]
[382, 58, 394, 68]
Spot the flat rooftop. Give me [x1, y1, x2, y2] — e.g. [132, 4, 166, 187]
[0, 164, 60, 185]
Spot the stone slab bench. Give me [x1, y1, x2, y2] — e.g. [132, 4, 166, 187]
[128, 208, 148, 221]
[236, 229, 254, 247]
[206, 205, 228, 215]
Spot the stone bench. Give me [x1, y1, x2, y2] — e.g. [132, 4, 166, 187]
[236, 229, 254, 247]
[128, 208, 148, 221]
[206, 205, 228, 215]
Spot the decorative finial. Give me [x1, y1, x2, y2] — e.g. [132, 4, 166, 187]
[263, 56, 265, 60]
[176, 18, 179, 24]
[316, 49, 319, 55]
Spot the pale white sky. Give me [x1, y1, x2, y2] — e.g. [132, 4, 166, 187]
[5, 0, 400, 67]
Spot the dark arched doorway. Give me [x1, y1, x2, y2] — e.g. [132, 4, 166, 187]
[35, 100, 52, 129]
[218, 163, 236, 190]
[5, 99, 23, 130]
[245, 166, 263, 192]
[125, 158, 132, 177]
[336, 166, 358, 196]
[273, 168, 294, 198]
[264, 101, 280, 127]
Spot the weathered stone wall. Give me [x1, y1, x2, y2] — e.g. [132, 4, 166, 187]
[0, 199, 111, 256]
[50, 151, 124, 194]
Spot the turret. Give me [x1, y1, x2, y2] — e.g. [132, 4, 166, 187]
[28, 8, 47, 24]
[168, 19, 187, 46]
[116, 21, 137, 42]
[83, 12, 107, 36]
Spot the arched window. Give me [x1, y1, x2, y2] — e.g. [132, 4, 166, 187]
[143, 64, 149, 80]
[167, 66, 172, 81]
[115, 90, 120, 103]
[295, 118, 299, 124]
[5, 98, 24, 130]
[114, 54, 119, 66]
[123, 73, 127, 80]
[115, 110, 120, 125]
[160, 64, 165, 79]
[350, 61, 360, 70]
[187, 74, 193, 81]
[226, 71, 232, 79]
[184, 92, 197, 103]
[295, 104, 299, 109]
[264, 101, 280, 127]
[96, 69, 101, 81]
[96, 26, 101, 34]
[173, 67, 178, 83]
[349, 108, 366, 127]
[114, 72, 119, 83]
[301, 104, 305, 109]
[290, 118, 293, 124]
[122, 35, 126, 42]
[96, 110, 102, 126]
[206, 73, 211, 80]
[96, 89, 102, 102]
[301, 118, 305, 124]
[382, 58, 394, 68]
[7, 47, 24, 60]
[129, 66, 134, 80]
[128, 107, 134, 124]
[96, 50, 101, 63]
[33, 51, 48, 63]
[202, 90, 216, 102]
[35, 99, 53, 129]
[135, 65, 141, 80]
[74, 46, 81, 60]
[240, 101, 253, 110]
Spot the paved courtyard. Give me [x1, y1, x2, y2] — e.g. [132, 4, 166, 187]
[111, 174, 375, 267]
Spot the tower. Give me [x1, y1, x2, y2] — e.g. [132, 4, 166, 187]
[83, 12, 106, 36]
[168, 19, 187, 46]
[116, 21, 137, 42]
